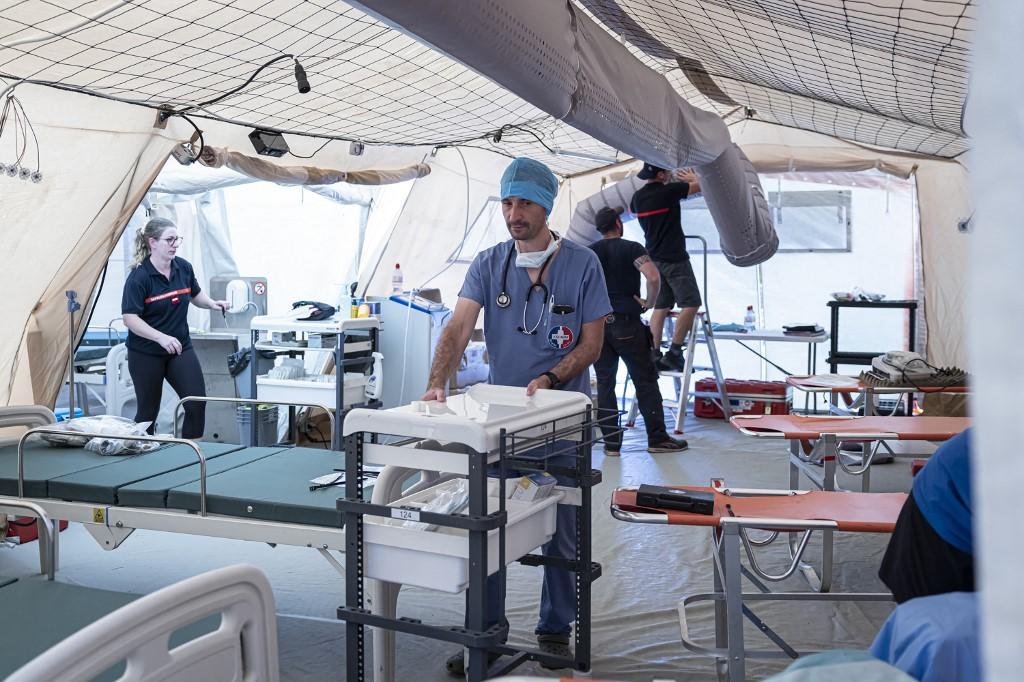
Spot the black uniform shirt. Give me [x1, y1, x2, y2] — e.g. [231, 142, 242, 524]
[121, 256, 200, 355]
[588, 237, 648, 316]
[629, 181, 690, 262]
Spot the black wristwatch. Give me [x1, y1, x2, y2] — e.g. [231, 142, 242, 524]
[542, 371, 562, 389]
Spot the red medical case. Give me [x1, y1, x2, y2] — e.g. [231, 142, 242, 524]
[694, 379, 792, 419]
[4, 517, 68, 543]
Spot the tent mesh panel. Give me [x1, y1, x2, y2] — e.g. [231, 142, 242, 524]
[1, 0, 971, 171]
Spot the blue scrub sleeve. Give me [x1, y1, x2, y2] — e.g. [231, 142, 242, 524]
[458, 251, 488, 305]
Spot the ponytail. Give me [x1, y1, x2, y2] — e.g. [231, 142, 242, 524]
[130, 217, 176, 269]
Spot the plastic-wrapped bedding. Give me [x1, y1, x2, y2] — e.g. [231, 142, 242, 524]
[39, 415, 159, 455]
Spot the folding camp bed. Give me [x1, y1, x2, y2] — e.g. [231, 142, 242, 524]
[2, 563, 278, 682]
[611, 484, 906, 681]
[730, 414, 971, 493]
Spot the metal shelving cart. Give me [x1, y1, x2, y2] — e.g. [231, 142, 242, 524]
[249, 315, 380, 450]
[337, 385, 605, 681]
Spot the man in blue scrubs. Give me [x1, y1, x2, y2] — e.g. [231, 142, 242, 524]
[423, 157, 611, 673]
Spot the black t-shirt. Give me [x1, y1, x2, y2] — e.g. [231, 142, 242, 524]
[629, 181, 690, 262]
[588, 237, 648, 315]
[122, 257, 201, 355]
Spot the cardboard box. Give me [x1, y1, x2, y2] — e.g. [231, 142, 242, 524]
[509, 472, 557, 501]
[308, 333, 338, 348]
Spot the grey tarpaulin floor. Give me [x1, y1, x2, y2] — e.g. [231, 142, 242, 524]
[1, 406, 930, 681]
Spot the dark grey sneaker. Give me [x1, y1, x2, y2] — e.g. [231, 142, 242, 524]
[655, 351, 685, 372]
[445, 650, 501, 676]
[537, 633, 572, 669]
[648, 438, 688, 453]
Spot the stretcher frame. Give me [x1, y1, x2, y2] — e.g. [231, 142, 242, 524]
[611, 484, 896, 681]
[731, 414, 970, 493]
[786, 374, 969, 418]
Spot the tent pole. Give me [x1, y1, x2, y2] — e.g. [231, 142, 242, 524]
[65, 291, 81, 420]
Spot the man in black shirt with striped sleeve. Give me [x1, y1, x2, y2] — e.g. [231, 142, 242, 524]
[629, 163, 703, 372]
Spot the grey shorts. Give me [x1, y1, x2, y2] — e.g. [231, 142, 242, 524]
[654, 259, 702, 309]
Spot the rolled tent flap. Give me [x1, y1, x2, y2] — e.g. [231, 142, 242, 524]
[198, 147, 431, 186]
[351, 0, 776, 266]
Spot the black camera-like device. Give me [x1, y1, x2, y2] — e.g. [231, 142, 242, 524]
[636, 484, 715, 515]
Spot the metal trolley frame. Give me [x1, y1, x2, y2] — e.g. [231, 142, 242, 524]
[337, 407, 611, 681]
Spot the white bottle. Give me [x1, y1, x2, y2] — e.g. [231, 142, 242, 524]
[391, 263, 404, 293]
[743, 305, 756, 331]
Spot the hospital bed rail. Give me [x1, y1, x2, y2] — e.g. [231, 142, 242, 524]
[5, 563, 279, 682]
[18, 428, 211, 515]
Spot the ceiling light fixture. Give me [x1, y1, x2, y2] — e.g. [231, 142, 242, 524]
[550, 149, 620, 165]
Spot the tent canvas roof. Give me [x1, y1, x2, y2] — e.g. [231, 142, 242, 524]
[1, 0, 972, 174]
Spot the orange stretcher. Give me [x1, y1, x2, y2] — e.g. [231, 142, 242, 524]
[611, 487, 905, 533]
[731, 414, 971, 493]
[611, 484, 905, 681]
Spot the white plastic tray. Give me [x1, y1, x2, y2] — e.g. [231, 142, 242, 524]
[256, 373, 368, 409]
[250, 314, 379, 334]
[343, 384, 591, 453]
[363, 479, 561, 593]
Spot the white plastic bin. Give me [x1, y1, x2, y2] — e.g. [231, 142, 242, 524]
[363, 479, 562, 593]
[256, 373, 368, 409]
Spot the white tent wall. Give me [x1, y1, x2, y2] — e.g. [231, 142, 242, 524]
[0, 80, 442, 410]
[0, 84, 185, 408]
[357, 146, 511, 299]
[554, 121, 971, 368]
[970, 0, 1024, 677]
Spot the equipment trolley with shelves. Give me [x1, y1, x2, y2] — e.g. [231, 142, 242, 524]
[249, 315, 380, 450]
[338, 385, 606, 682]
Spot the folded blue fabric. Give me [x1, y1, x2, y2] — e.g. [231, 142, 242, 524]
[870, 592, 980, 682]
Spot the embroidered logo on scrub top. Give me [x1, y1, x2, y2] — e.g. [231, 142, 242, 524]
[548, 325, 574, 350]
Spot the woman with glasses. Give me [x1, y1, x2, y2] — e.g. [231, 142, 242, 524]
[120, 217, 228, 438]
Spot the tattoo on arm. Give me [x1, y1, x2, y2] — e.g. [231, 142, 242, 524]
[633, 253, 651, 270]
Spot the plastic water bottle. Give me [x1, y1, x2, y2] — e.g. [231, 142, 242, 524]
[743, 305, 756, 331]
[391, 263, 404, 293]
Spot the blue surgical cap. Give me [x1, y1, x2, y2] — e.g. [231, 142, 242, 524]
[500, 157, 558, 214]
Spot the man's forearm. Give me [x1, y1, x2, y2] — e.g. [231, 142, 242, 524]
[548, 338, 602, 384]
[427, 326, 468, 390]
[645, 280, 660, 308]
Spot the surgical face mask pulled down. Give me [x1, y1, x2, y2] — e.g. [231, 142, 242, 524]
[515, 232, 560, 268]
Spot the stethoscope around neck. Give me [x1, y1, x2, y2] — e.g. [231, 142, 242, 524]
[496, 241, 557, 335]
